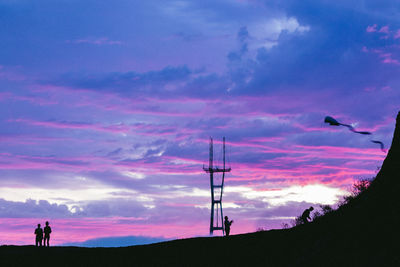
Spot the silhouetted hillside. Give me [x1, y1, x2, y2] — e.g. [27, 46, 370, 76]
[2, 113, 400, 267]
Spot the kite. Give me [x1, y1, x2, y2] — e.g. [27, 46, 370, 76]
[324, 116, 385, 152]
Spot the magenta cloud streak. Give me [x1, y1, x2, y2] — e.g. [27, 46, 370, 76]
[1, 0, 400, 246]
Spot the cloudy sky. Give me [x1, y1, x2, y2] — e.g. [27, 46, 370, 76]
[1, 0, 399, 246]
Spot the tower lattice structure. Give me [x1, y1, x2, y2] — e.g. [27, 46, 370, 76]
[203, 137, 231, 235]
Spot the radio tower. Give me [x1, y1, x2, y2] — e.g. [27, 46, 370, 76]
[203, 137, 231, 235]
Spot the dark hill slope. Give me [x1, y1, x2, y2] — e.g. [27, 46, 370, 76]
[1, 113, 400, 267]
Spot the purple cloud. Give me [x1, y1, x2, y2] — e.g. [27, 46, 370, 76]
[67, 37, 123, 46]
[378, 25, 390, 34]
[366, 24, 377, 33]
[0, 0, 399, 246]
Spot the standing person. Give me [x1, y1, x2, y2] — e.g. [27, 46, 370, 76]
[34, 224, 43, 247]
[224, 216, 233, 236]
[43, 221, 52, 247]
[301, 206, 314, 224]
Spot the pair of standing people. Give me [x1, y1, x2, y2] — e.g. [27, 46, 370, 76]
[34, 221, 52, 247]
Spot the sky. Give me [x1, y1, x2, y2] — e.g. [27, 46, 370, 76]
[0, 0, 399, 247]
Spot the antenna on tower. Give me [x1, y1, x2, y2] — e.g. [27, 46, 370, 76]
[203, 137, 231, 235]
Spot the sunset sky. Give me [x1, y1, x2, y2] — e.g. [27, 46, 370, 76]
[1, 0, 399, 246]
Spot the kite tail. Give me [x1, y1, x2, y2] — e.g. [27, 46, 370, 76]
[371, 140, 385, 152]
[341, 124, 372, 135]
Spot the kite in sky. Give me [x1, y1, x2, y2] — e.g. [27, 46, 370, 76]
[324, 116, 385, 152]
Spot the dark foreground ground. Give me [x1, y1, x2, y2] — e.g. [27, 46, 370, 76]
[2, 113, 400, 267]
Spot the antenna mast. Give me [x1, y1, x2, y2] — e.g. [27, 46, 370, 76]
[203, 137, 231, 235]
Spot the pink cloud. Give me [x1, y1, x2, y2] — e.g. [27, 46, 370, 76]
[363, 46, 400, 66]
[379, 53, 400, 65]
[394, 29, 400, 39]
[0, 91, 58, 106]
[0, 153, 113, 172]
[241, 137, 284, 143]
[0, 135, 94, 146]
[0, 218, 188, 245]
[0, 66, 26, 81]
[378, 25, 389, 34]
[67, 37, 123, 46]
[382, 57, 400, 65]
[364, 86, 375, 92]
[294, 144, 384, 158]
[11, 118, 130, 134]
[0, 217, 256, 245]
[366, 24, 377, 33]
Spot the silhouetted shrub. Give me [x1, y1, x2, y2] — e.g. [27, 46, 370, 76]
[351, 178, 372, 195]
[281, 223, 290, 229]
[311, 210, 322, 220]
[311, 204, 334, 221]
[339, 178, 373, 207]
[319, 204, 333, 215]
[290, 215, 304, 227]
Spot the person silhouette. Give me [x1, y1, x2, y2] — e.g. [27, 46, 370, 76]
[301, 206, 314, 224]
[34, 224, 43, 246]
[224, 216, 233, 236]
[43, 221, 52, 247]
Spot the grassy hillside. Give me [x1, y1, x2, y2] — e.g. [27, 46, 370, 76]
[1, 112, 400, 267]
